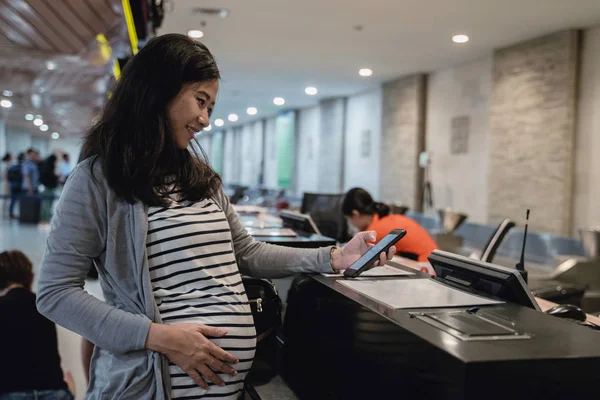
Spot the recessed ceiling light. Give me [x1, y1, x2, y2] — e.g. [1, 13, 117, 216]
[214, 118, 224, 127]
[305, 87, 318, 96]
[273, 97, 285, 106]
[40, 124, 49, 131]
[35, 114, 42, 119]
[0, 99, 12, 108]
[359, 68, 373, 77]
[3, 90, 13, 97]
[204, 124, 212, 131]
[246, 107, 257, 116]
[46, 61, 56, 70]
[25, 114, 34, 121]
[51, 132, 60, 140]
[228, 114, 238, 122]
[188, 30, 204, 39]
[452, 34, 469, 44]
[33, 118, 43, 126]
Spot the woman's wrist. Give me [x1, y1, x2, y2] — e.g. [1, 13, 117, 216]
[145, 323, 169, 353]
[330, 247, 343, 271]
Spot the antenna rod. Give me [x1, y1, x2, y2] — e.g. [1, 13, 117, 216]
[516, 209, 530, 283]
[517, 209, 529, 271]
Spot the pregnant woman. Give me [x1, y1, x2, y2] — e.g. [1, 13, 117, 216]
[36, 34, 394, 400]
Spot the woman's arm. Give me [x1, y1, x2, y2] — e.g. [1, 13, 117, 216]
[36, 163, 151, 354]
[215, 187, 333, 278]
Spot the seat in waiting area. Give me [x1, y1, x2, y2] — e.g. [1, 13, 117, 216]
[479, 219, 516, 263]
[301, 193, 348, 242]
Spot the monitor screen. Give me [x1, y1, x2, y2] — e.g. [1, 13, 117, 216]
[300, 193, 348, 241]
[428, 250, 540, 311]
[280, 210, 321, 235]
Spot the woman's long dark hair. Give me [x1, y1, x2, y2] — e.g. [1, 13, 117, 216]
[342, 188, 390, 218]
[81, 34, 221, 206]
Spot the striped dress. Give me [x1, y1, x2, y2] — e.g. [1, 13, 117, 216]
[146, 197, 256, 399]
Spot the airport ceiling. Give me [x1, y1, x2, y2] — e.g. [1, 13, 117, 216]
[1, 0, 600, 138]
[0, 0, 125, 138]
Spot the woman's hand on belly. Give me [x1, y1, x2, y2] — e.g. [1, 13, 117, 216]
[145, 322, 239, 389]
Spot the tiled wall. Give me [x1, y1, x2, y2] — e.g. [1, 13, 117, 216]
[488, 30, 580, 235]
[295, 106, 320, 196]
[426, 56, 492, 223]
[343, 88, 383, 198]
[380, 74, 427, 210]
[317, 98, 346, 193]
[574, 26, 600, 232]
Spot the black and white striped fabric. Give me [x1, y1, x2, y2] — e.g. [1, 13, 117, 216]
[147, 198, 256, 400]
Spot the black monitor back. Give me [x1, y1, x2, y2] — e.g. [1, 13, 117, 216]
[301, 193, 348, 242]
[428, 250, 540, 310]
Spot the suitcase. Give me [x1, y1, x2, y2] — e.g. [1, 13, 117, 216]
[19, 195, 41, 224]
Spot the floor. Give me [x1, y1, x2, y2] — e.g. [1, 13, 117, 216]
[0, 216, 297, 400]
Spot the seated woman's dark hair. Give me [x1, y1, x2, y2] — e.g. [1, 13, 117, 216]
[81, 33, 221, 206]
[0, 250, 34, 291]
[342, 187, 390, 218]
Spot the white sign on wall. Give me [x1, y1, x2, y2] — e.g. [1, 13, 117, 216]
[361, 129, 371, 158]
[451, 116, 470, 154]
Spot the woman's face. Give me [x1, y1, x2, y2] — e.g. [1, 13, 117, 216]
[167, 80, 219, 149]
[346, 211, 372, 232]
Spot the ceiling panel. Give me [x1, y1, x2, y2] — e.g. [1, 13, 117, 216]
[25, 0, 87, 52]
[0, 11, 35, 49]
[0, 1, 55, 51]
[0, 0, 125, 138]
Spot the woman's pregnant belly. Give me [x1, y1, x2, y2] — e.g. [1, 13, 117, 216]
[159, 299, 257, 399]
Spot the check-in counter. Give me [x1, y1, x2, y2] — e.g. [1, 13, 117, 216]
[280, 257, 600, 400]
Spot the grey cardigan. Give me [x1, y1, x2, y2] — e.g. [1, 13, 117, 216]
[36, 158, 333, 399]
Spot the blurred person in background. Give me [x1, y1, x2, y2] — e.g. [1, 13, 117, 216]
[58, 153, 72, 185]
[39, 155, 59, 223]
[36, 34, 395, 400]
[342, 187, 438, 262]
[0, 250, 75, 400]
[1, 153, 13, 218]
[7, 153, 24, 219]
[22, 149, 40, 196]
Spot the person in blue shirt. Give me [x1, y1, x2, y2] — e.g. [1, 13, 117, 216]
[21, 149, 40, 195]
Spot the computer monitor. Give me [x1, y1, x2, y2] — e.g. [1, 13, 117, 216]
[280, 210, 322, 235]
[300, 193, 348, 242]
[428, 250, 540, 311]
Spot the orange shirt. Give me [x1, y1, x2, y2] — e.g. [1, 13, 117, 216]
[367, 214, 438, 262]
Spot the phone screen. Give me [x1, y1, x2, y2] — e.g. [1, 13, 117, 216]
[347, 232, 400, 271]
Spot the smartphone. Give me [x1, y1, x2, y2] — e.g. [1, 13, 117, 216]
[343, 229, 407, 278]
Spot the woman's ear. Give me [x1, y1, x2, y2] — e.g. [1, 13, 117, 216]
[352, 210, 360, 218]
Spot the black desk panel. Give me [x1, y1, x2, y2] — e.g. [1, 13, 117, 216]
[251, 233, 336, 249]
[281, 265, 600, 399]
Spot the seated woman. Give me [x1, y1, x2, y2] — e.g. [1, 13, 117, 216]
[342, 188, 438, 262]
[0, 250, 74, 400]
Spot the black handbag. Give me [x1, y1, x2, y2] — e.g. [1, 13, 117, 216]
[242, 276, 283, 385]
